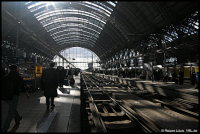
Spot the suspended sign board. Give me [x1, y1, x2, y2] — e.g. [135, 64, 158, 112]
[165, 57, 177, 63]
[194, 66, 199, 72]
[35, 66, 42, 77]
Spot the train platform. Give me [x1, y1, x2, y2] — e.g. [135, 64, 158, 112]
[1, 76, 81, 133]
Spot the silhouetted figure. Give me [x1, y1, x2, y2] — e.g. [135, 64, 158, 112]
[64, 66, 70, 86]
[153, 69, 157, 81]
[172, 71, 178, 84]
[74, 68, 80, 76]
[167, 71, 172, 82]
[68, 68, 75, 86]
[163, 71, 168, 82]
[57, 66, 66, 88]
[1, 64, 25, 132]
[195, 72, 199, 89]
[154, 69, 161, 81]
[41, 62, 59, 109]
[158, 69, 162, 81]
[178, 68, 184, 85]
[190, 68, 196, 86]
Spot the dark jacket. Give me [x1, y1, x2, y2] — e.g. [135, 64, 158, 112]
[178, 70, 184, 78]
[57, 68, 66, 82]
[1, 71, 25, 100]
[61, 69, 67, 80]
[41, 67, 59, 97]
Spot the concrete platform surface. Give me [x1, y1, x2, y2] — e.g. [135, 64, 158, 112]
[1, 76, 80, 133]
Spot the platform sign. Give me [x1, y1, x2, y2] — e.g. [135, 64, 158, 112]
[35, 66, 42, 77]
[183, 67, 190, 78]
[194, 66, 199, 72]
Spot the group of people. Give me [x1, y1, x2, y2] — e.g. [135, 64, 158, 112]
[1, 62, 78, 132]
[162, 69, 184, 84]
[162, 68, 199, 87]
[172, 68, 184, 85]
[94, 67, 199, 87]
[40, 63, 77, 109]
[56, 66, 68, 88]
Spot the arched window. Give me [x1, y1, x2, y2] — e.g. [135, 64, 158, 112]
[53, 47, 100, 70]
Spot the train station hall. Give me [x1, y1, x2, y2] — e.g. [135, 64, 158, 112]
[1, 1, 199, 133]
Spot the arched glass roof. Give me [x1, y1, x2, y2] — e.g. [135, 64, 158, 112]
[25, 1, 117, 48]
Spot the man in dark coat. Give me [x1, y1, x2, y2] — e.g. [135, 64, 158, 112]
[172, 70, 178, 84]
[178, 68, 184, 85]
[41, 62, 59, 109]
[195, 72, 199, 89]
[60, 68, 67, 86]
[190, 68, 196, 86]
[1, 64, 25, 132]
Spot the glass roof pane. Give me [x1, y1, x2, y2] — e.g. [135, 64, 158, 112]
[53, 33, 97, 41]
[96, 2, 113, 12]
[42, 17, 103, 30]
[57, 41, 96, 47]
[81, 2, 111, 16]
[194, 22, 199, 29]
[58, 40, 96, 46]
[51, 30, 99, 38]
[55, 35, 97, 42]
[107, 1, 117, 7]
[46, 23, 101, 35]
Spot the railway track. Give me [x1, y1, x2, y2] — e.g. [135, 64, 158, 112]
[93, 73, 199, 119]
[80, 73, 199, 132]
[81, 73, 161, 133]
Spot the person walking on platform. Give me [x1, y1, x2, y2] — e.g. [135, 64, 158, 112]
[178, 68, 184, 85]
[195, 72, 199, 89]
[190, 68, 196, 86]
[41, 62, 59, 109]
[57, 66, 66, 88]
[61, 67, 67, 87]
[163, 71, 168, 82]
[172, 70, 178, 84]
[1, 64, 25, 132]
[167, 71, 172, 82]
[68, 68, 75, 86]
